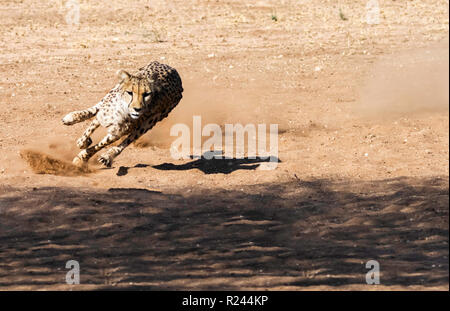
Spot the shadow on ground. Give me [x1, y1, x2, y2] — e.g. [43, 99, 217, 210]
[0, 176, 448, 290]
[117, 153, 281, 176]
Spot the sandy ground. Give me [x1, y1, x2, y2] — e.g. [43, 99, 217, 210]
[0, 0, 448, 290]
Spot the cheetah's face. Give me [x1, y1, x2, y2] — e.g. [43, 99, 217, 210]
[117, 70, 152, 119]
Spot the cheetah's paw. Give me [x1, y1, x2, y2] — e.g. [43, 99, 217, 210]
[72, 156, 86, 167]
[98, 154, 113, 168]
[77, 137, 92, 149]
[62, 113, 76, 125]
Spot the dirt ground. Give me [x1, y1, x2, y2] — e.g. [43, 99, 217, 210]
[0, 0, 448, 290]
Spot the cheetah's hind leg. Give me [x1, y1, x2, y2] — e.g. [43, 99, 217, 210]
[73, 133, 121, 167]
[76, 118, 100, 149]
[62, 105, 99, 126]
[98, 128, 145, 167]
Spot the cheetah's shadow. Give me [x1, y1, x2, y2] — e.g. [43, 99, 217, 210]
[117, 151, 281, 176]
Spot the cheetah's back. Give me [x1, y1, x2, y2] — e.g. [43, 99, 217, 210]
[137, 61, 183, 122]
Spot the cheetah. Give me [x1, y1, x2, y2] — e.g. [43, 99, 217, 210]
[62, 61, 183, 167]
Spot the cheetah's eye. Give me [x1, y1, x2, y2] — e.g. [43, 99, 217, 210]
[126, 91, 133, 96]
[143, 92, 151, 101]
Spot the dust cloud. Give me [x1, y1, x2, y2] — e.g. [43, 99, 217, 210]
[20, 149, 92, 176]
[357, 44, 449, 119]
[136, 76, 286, 149]
[20, 136, 100, 176]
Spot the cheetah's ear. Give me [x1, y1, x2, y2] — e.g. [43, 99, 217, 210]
[117, 70, 131, 81]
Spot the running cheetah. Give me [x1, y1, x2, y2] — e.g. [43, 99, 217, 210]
[62, 61, 183, 167]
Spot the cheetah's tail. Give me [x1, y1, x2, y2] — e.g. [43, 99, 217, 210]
[62, 105, 99, 126]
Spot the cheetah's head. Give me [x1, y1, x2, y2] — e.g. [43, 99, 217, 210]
[117, 70, 152, 119]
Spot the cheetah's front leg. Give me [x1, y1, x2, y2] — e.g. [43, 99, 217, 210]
[73, 133, 121, 166]
[98, 130, 144, 167]
[62, 106, 98, 125]
[76, 119, 100, 149]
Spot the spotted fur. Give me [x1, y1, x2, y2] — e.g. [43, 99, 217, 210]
[62, 61, 183, 167]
